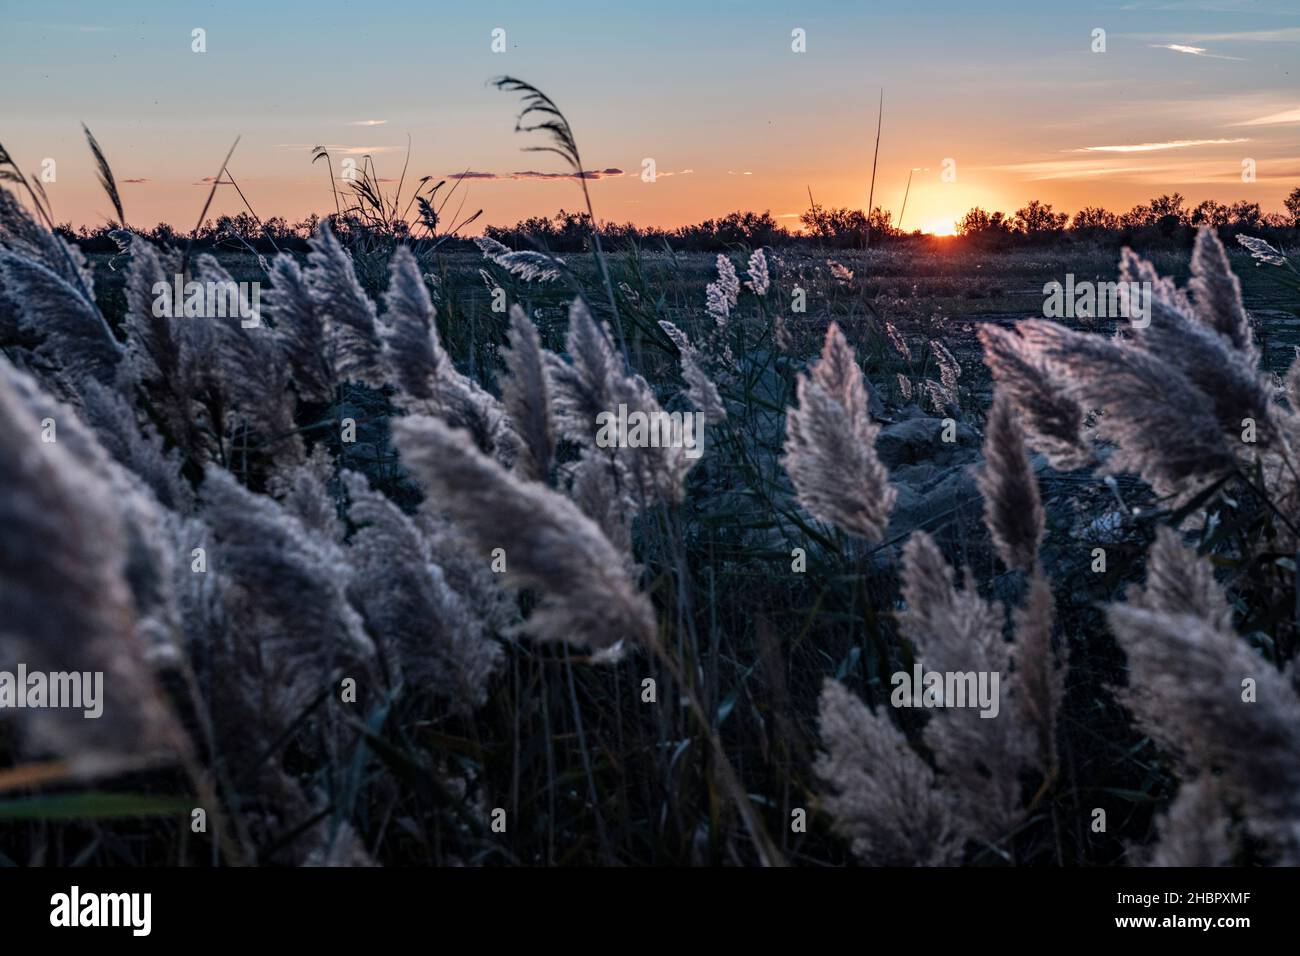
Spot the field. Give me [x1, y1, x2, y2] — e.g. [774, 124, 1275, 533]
[3, 197, 1300, 868]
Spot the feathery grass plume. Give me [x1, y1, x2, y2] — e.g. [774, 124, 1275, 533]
[343, 472, 501, 708]
[1189, 226, 1255, 356]
[173, 515, 226, 650]
[0, 187, 95, 295]
[380, 246, 443, 401]
[745, 248, 769, 296]
[658, 320, 726, 423]
[501, 304, 555, 482]
[827, 260, 853, 285]
[201, 468, 374, 725]
[922, 379, 951, 415]
[265, 254, 334, 403]
[929, 339, 961, 401]
[715, 254, 740, 307]
[1011, 571, 1061, 776]
[0, 357, 181, 766]
[119, 235, 218, 464]
[120, 233, 183, 385]
[897, 532, 1024, 838]
[976, 390, 1045, 572]
[1127, 526, 1233, 632]
[884, 322, 911, 361]
[6, 364, 187, 664]
[81, 124, 125, 228]
[815, 680, 963, 866]
[391, 414, 655, 650]
[704, 281, 730, 322]
[977, 324, 1090, 471]
[898, 531, 1008, 678]
[1119, 246, 1193, 318]
[474, 235, 564, 283]
[1116, 527, 1236, 768]
[491, 76, 622, 325]
[0, 248, 120, 392]
[567, 448, 635, 561]
[782, 322, 895, 540]
[1148, 778, 1234, 867]
[773, 311, 792, 353]
[379, 245, 514, 460]
[1121, 254, 1274, 444]
[1121, 246, 1275, 443]
[268, 446, 343, 543]
[304, 220, 386, 387]
[78, 378, 193, 513]
[1015, 319, 1236, 497]
[611, 368, 696, 504]
[1236, 234, 1287, 267]
[1105, 604, 1300, 860]
[548, 296, 625, 441]
[896, 374, 913, 402]
[196, 255, 302, 465]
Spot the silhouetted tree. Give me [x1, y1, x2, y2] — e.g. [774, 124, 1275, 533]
[1013, 200, 1068, 234]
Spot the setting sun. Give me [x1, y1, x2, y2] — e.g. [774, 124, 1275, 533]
[920, 218, 959, 237]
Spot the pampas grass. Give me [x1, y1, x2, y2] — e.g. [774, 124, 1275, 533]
[380, 244, 514, 460]
[815, 679, 963, 866]
[783, 322, 895, 540]
[1106, 604, 1300, 862]
[305, 221, 386, 387]
[976, 390, 1044, 572]
[977, 323, 1091, 471]
[0, 358, 180, 765]
[344, 471, 501, 708]
[501, 305, 555, 482]
[392, 413, 655, 650]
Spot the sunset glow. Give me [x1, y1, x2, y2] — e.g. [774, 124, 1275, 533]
[920, 218, 959, 237]
[1, 1, 1296, 231]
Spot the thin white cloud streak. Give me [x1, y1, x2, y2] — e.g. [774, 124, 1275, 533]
[1150, 43, 1245, 59]
[1231, 107, 1300, 126]
[1132, 26, 1300, 42]
[1078, 138, 1250, 153]
[273, 144, 402, 155]
[995, 159, 1157, 181]
[994, 154, 1300, 184]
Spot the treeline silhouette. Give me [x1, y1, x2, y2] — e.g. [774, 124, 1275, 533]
[57, 188, 1300, 255]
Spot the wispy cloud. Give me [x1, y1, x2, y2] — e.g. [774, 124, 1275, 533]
[1230, 106, 1300, 126]
[121, 178, 149, 184]
[1144, 26, 1300, 42]
[1150, 43, 1244, 59]
[996, 159, 1156, 181]
[446, 168, 625, 181]
[1077, 138, 1249, 153]
[347, 119, 388, 127]
[274, 143, 401, 155]
[995, 153, 1300, 185]
[513, 168, 624, 180]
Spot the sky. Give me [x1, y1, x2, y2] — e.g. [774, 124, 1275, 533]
[1, 0, 1297, 235]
